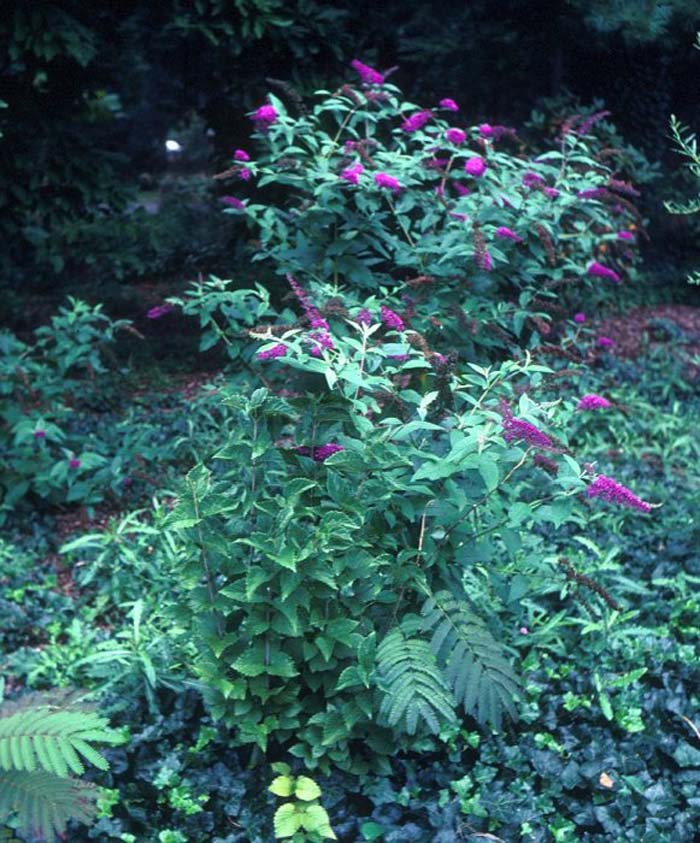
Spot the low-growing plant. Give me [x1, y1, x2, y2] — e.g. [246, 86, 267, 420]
[269, 762, 336, 841]
[0, 298, 131, 514]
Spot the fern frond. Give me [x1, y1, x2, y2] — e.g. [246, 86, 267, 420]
[421, 591, 522, 730]
[0, 706, 115, 778]
[0, 770, 96, 843]
[375, 629, 457, 735]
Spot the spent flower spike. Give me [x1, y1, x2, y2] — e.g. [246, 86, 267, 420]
[586, 474, 652, 513]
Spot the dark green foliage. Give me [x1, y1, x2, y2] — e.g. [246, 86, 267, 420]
[421, 591, 521, 730]
[375, 630, 456, 735]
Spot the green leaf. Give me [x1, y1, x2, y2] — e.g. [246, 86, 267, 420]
[274, 803, 303, 838]
[302, 805, 337, 838]
[294, 775, 321, 801]
[269, 775, 295, 797]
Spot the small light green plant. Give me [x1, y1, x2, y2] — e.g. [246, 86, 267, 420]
[269, 762, 336, 841]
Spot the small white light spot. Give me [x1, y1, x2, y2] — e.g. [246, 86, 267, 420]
[165, 139, 182, 152]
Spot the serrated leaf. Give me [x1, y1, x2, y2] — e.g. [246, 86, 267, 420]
[274, 803, 303, 838]
[269, 775, 294, 797]
[295, 775, 321, 801]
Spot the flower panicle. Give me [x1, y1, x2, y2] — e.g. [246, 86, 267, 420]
[586, 474, 652, 513]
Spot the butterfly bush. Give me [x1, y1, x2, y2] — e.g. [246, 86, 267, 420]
[172, 67, 657, 760]
[222, 64, 640, 366]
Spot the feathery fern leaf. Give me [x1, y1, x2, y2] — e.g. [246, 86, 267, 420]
[421, 591, 521, 730]
[375, 629, 457, 735]
[0, 706, 115, 778]
[0, 770, 96, 843]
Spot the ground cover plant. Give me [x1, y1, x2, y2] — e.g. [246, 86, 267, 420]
[3, 50, 700, 843]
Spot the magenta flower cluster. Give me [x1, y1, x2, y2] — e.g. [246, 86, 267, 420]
[495, 226, 523, 243]
[586, 474, 651, 513]
[350, 59, 384, 85]
[147, 304, 174, 320]
[380, 305, 404, 331]
[233, 149, 250, 161]
[375, 172, 402, 193]
[401, 110, 432, 133]
[257, 343, 287, 360]
[296, 443, 345, 462]
[587, 261, 621, 283]
[221, 196, 246, 209]
[340, 162, 364, 185]
[501, 404, 554, 450]
[573, 312, 586, 324]
[576, 393, 611, 410]
[287, 275, 335, 355]
[597, 336, 615, 348]
[445, 128, 466, 145]
[465, 156, 487, 178]
[439, 98, 459, 111]
[251, 104, 278, 132]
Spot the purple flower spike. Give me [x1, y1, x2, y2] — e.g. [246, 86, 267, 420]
[340, 162, 364, 185]
[617, 230, 634, 241]
[587, 261, 621, 283]
[257, 343, 288, 360]
[522, 171, 544, 188]
[544, 187, 560, 198]
[465, 156, 487, 177]
[34, 429, 46, 439]
[233, 149, 250, 161]
[586, 474, 652, 513]
[439, 98, 459, 111]
[401, 110, 432, 133]
[238, 167, 251, 181]
[251, 104, 278, 132]
[356, 308, 373, 325]
[574, 312, 586, 324]
[380, 305, 404, 331]
[69, 457, 81, 469]
[577, 393, 611, 410]
[350, 59, 384, 85]
[495, 226, 523, 243]
[445, 128, 466, 145]
[221, 196, 246, 209]
[374, 172, 402, 193]
[501, 402, 554, 450]
[479, 123, 494, 138]
[147, 303, 174, 320]
[312, 443, 345, 462]
[597, 336, 615, 348]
